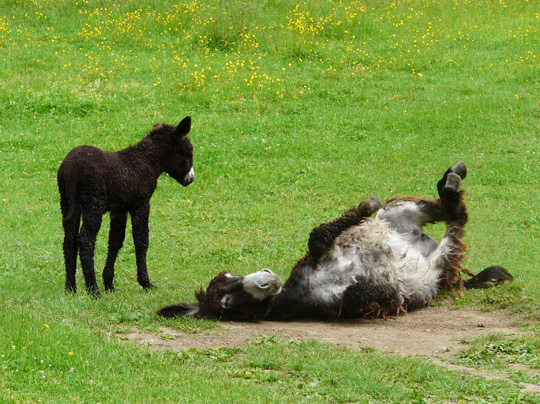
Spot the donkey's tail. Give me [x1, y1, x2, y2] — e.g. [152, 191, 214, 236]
[463, 265, 514, 289]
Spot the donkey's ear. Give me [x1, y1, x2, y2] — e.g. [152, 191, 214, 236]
[175, 116, 191, 138]
[156, 301, 216, 319]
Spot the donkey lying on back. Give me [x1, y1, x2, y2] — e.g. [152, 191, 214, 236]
[58, 117, 194, 297]
[158, 161, 513, 321]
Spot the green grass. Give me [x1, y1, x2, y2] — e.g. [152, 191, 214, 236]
[1, 0, 539, 402]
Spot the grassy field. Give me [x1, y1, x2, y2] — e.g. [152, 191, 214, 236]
[1, 0, 539, 402]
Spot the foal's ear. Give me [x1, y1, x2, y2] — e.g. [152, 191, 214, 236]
[175, 116, 192, 138]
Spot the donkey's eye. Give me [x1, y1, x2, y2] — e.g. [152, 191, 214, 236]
[220, 294, 232, 309]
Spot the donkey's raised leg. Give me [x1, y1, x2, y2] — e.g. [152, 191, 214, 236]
[431, 165, 469, 291]
[308, 196, 381, 261]
[437, 161, 467, 203]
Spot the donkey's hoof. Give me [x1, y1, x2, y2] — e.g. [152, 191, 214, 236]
[359, 196, 381, 216]
[444, 173, 461, 192]
[450, 161, 467, 180]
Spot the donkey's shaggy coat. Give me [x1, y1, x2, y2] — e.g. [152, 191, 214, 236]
[158, 162, 513, 321]
[58, 117, 194, 296]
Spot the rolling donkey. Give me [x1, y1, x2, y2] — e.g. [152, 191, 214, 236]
[58, 117, 194, 297]
[158, 161, 512, 321]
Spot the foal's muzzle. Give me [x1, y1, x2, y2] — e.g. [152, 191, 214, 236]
[181, 167, 195, 187]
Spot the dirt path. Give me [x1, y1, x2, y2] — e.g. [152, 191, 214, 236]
[120, 302, 540, 394]
[122, 302, 519, 357]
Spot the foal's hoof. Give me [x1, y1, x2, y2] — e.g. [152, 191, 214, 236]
[88, 289, 102, 299]
[84, 283, 102, 298]
[444, 173, 461, 192]
[359, 196, 381, 216]
[65, 285, 77, 294]
[142, 282, 157, 291]
[450, 161, 467, 180]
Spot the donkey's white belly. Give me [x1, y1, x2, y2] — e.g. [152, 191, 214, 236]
[305, 219, 443, 305]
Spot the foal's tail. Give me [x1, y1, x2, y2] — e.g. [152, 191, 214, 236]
[463, 266, 514, 289]
[57, 170, 79, 225]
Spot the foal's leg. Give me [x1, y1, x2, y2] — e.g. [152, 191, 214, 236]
[308, 196, 381, 261]
[103, 210, 128, 292]
[78, 209, 103, 296]
[130, 204, 156, 290]
[61, 204, 81, 293]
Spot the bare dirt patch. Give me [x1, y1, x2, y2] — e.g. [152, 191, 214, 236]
[120, 302, 540, 394]
[120, 302, 521, 359]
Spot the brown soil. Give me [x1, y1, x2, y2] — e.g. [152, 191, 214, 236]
[121, 302, 520, 357]
[118, 302, 540, 394]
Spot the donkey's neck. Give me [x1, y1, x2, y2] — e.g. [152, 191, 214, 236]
[266, 283, 309, 320]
